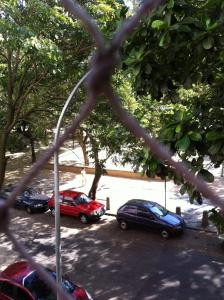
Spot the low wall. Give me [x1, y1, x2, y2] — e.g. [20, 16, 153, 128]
[44, 163, 161, 181]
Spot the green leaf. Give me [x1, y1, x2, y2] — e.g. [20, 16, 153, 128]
[180, 183, 187, 195]
[150, 161, 158, 172]
[175, 124, 182, 133]
[167, 0, 174, 9]
[198, 169, 214, 183]
[159, 33, 166, 47]
[176, 135, 190, 151]
[159, 32, 170, 47]
[151, 20, 167, 30]
[202, 36, 214, 50]
[206, 131, 224, 141]
[145, 64, 152, 74]
[188, 131, 202, 141]
[208, 143, 222, 155]
[143, 147, 150, 159]
[207, 22, 218, 31]
[181, 17, 199, 25]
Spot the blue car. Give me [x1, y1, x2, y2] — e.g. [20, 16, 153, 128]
[1, 185, 49, 214]
[117, 199, 185, 238]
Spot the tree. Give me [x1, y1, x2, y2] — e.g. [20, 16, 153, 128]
[120, 0, 224, 203]
[0, 0, 95, 189]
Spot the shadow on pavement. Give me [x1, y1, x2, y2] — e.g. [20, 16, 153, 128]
[1, 209, 224, 300]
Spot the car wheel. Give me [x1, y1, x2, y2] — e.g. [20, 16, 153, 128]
[50, 208, 55, 216]
[26, 206, 32, 214]
[119, 220, 128, 230]
[161, 230, 169, 239]
[80, 214, 88, 224]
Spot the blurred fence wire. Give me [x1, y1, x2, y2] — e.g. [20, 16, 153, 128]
[0, 0, 223, 299]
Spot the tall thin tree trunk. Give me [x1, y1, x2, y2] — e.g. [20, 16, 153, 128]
[88, 166, 102, 199]
[81, 142, 89, 166]
[76, 131, 89, 166]
[0, 131, 8, 190]
[88, 136, 105, 199]
[30, 138, 36, 163]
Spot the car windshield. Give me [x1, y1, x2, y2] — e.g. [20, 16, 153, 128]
[150, 204, 167, 217]
[75, 194, 91, 205]
[25, 188, 39, 195]
[23, 270, 76, 300]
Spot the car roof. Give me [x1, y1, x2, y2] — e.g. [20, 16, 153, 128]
[126, 199, 156, 208]
[60, 190, 84, 196]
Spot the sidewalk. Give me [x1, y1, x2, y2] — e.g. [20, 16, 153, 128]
[56, 170, 224, 233]
[53, 145, 224, 232]
[6, 146, 224, 233]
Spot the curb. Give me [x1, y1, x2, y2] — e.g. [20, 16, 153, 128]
[105, 212, 217, 234]
[186, 225, 217, 234]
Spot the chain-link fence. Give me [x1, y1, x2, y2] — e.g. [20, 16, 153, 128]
[0, 0, 223, 299]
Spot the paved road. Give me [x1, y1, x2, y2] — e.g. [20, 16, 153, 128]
[1, 209, 224, 300]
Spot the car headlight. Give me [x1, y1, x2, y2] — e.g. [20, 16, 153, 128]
[91, 210, 98, 215]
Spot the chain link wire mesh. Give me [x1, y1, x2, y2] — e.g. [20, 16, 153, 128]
[0, 0, 223, 299]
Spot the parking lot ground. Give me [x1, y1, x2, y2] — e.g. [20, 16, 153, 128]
[1, 209, 224, 300]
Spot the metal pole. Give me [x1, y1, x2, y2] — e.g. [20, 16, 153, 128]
[164, 176, 167, 208]
[54, 71, 91, 299]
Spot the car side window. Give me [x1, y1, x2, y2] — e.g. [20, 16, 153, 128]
[137, 208, 155, 219]
[122, 205, 137, 215]
[63, 196, 74, 206]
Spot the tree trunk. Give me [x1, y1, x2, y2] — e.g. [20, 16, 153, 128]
[88, 167, 102, 199]
[0, 131, 9, 190]
[30, 138, 36, 163]
[81, 142, 89, 166]
[88, 136, 105, 199]
[76, 130, 89, 166]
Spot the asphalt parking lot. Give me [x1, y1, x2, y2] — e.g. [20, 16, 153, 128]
[1, 208, 224, 299]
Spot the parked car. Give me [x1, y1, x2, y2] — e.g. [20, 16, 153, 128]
[0, 261, 93, 300]
[1, 185, 49, 214]
[48, 190, 105, 224]
[117, 199, 185, 238]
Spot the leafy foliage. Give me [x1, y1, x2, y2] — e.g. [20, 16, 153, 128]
[209, 207, 224, 234]
[120, 0, 224, 204]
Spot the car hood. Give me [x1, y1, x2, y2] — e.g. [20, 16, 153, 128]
[82, 200, 104, 211]
[160, 212, 181, 226]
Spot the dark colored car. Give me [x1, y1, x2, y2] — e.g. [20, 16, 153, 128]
[48, 190, 105, 224]
[0, 261, 93, 300]
[117, 199, 185, 238]
[1, 185, 49, 214]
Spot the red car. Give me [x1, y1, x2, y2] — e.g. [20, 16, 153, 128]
[48, 190, 105, 224]
[0, 261, 93, 300]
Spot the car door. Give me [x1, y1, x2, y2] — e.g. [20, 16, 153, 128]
[120, 205, 137, 225]
[60, 196, 75, 216]
[137, 207, 159, 229]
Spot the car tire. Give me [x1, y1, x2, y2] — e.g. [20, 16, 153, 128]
[79, 214, 88, 224]
[50, 208, 55, 216]
[26, 206, 32, 214]
[119, 220, 128, 230]
[161, 230, 169, 239]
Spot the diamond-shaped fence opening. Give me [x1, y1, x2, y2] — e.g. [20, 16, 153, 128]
[0, 1, 222, 299]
